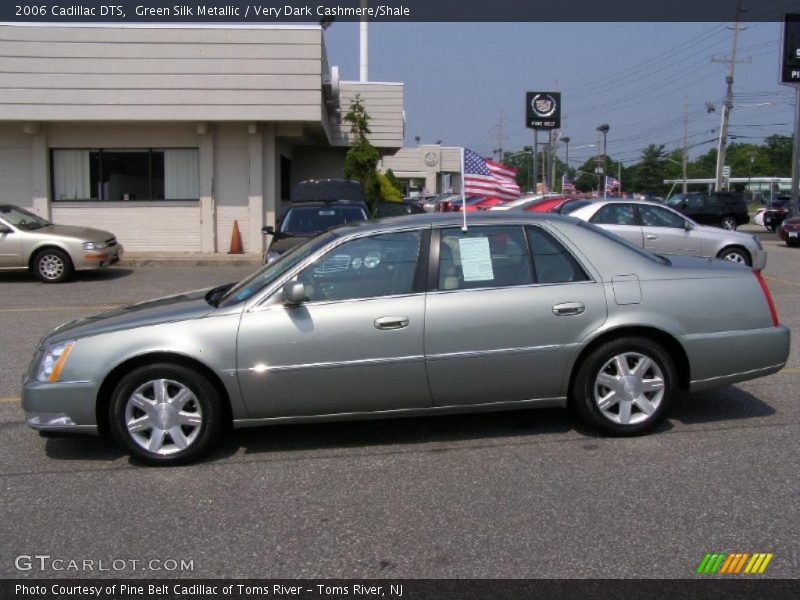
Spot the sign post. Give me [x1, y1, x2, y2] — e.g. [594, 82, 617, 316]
[781, 14, 800, 217]
[525, 92, 561, 194]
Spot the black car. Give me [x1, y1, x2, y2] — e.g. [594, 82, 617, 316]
[762, 196, 791, 232]
[262, 179, 369, 263]
[665, 192, 749, 230]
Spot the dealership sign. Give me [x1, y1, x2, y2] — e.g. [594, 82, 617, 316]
[782, 14, 800, 83]
[526, 91, 561, 129]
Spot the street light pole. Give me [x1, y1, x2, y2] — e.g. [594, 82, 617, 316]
[597, 123, 610, 199]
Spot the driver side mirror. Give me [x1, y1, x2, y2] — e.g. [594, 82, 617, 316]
[261, 225, 275, 235]
[281, 281, 307, 305]
[684, 219, 694, 231]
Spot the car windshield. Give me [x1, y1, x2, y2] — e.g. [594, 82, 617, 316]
[664, 194, 690, 208]
[770, 197, 790, 208]
[0, 205, 50, 230]
[217, 232, 337, 307]
[280, 205, 367, 235]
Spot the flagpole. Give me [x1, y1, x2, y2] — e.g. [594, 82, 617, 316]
[461, 147, 467, 231]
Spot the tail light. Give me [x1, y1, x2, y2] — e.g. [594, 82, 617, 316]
[753, 270, 779, 326]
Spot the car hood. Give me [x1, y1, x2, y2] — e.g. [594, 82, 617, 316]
[44, 288, 214, 345]
[36, 224, 115, 241]
[693, 224, 755, 242]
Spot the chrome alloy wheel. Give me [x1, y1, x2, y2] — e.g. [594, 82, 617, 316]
[124, 379, 203, 455]
[38, 254, 65, 280]
[593, 352, 665, 425]
[722, 251, 746, 264]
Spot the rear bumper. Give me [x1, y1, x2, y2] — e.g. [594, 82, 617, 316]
[683, 325, 791, 391]
[751, 248, 768, 271]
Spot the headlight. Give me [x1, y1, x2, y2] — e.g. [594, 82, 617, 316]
[36, 341, 76, 382]
[266, 251, 281, 264]
[82, 241, 107, 250]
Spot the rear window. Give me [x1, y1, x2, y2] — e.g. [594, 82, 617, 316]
[280, 205, 368, 235]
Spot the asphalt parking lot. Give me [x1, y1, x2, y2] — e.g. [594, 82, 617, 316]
[0, 228, 798, 579]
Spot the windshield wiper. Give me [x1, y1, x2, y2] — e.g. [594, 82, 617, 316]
[205, 282, 236, 307]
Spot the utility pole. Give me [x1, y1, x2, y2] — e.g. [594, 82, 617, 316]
[683, 97, 689, 194]
[550, 131, 558, 192]
[712, 0, 750, 192]
[532, 130, 539, 194]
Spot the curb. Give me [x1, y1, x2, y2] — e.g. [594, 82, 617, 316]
[120, 255, 262, 267]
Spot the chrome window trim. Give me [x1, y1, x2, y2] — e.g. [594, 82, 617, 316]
[240, 354, 426, 374]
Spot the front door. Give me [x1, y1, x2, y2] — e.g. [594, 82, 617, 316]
[0, 219, 21, 267]
[236, 230, 431, 419]
[637, 204, 702, 256]
[424, 225, 607, 406]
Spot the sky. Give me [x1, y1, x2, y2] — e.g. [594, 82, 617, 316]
[323, 21, 795, 167]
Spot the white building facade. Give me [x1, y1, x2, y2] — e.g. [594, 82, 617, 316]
[0, 23, 404, 253]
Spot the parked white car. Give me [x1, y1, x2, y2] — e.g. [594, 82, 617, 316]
[569, 200, 766, 269]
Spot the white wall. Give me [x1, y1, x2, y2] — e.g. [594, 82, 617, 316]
[0, 124, 32, 206]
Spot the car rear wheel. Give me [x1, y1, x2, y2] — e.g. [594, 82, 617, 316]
[32, 248, 73, 283]
[787, 238, 800, 247]
[109, 363, 223, 466]
[720, 215, 738, 230]
[571, 337, 676, 436]
[717, 246, 751, 266]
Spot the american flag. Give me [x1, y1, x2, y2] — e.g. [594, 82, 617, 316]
[462, 148, 520, 201]
[605, 175, 620, 192]
[562, 174, 575, 193]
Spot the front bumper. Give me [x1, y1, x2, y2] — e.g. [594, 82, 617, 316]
[75, 244, 124, 270]
[751, 247, 768, 271]
[22, 379, 100, 434]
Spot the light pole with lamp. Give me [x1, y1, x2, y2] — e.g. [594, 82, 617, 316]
[596, 123, 610, 198]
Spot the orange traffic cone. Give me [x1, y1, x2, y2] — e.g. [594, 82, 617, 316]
[228, 220, 244, 254]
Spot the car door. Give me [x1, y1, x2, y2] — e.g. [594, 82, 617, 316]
[588, 203, 644, 247]
[637, 204, 702, 256]
[0, 218, 22, 267]
[424, 224, 607, 406]
[236, 229, 431, 419]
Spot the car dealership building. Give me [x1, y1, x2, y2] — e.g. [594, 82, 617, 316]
[0, 23, 407, 253]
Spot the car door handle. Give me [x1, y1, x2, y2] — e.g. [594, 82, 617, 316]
[645, 234, 658, 240]
[552, 302, 585, 316]
[374, 316, 409, 330]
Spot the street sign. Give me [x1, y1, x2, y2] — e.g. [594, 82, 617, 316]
[722, 165, 731, 178]
[781, 14, 800, 83]
[526, 91, 561, 129]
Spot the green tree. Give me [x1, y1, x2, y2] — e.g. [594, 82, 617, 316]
[342, 94, 380, 210]
[384, 168, 404, 195]
[763, 134, 792, 176]
[630, 144, 667, 192]
[377, 172, 403, 202]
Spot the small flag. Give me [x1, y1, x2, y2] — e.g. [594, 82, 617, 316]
[562, 174, 575, 193]
[463, 148, 520, 201]
[605, 175, 620, 193]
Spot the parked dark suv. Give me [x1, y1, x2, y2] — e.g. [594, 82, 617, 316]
[665, 192, 749, 230]
[762, 196, 791, 232]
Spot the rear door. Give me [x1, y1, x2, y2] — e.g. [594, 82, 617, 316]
[424, 224, 607, 406]
[588, 203, 644, 247]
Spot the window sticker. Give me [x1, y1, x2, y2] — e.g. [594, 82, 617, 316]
[458, 237, 494, 281]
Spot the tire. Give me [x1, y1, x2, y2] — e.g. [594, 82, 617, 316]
[720, 215, 738, 230]
[571, 337, 676, 436]
[32, 248, 73, 283]
[787, 239, 800, 248]
[109, 363, 223, 466]
[717, 246, 751, 266]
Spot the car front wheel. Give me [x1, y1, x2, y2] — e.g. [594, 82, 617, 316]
[571, 337, 676, 436]
[33, 248, 73, 283]
[720, 215, 738, 230]
[109, 363, 223, 465]
[717, 246, 751, 266]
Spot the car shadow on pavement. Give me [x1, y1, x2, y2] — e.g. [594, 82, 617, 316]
[209, 407, 578, 462]
[669, 385, 776, 424]
[43, 434, 125, 462]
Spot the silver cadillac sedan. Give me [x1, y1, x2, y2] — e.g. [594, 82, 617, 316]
[569, 200, 766, 268]
[22, 213, 789, 465]
[0, 204, 123, 283]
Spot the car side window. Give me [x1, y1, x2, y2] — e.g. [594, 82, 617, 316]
[685, 195, 705, 210]
[638, 205, 686, 229]
[526, 226, 590, 284]
[590, 204, 637, 226]
[295, 231, 421, 302]
[438, 226, 533, 290]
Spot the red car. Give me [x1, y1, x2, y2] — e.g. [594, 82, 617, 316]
[779, 216, 800, 246]
[451, 195, 504, 212]
[523, 196, 569, 213]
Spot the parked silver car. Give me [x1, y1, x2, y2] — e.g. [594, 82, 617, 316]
[22, 213, 789, 464]
[0, 204, 123, 283]
[569, 200, 766, 268]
